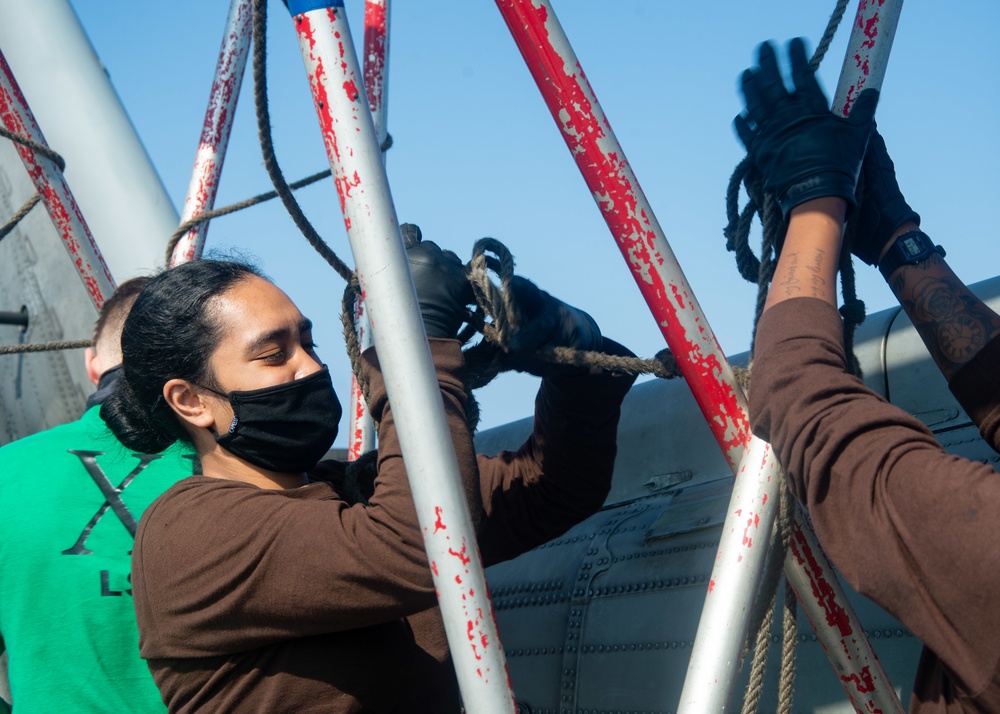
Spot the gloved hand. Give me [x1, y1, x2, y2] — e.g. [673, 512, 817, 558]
[402, 223, 473, 339]
[505, 276, 602, 377]
[734, 38, 879, 218]
[850, 127, 921, 265]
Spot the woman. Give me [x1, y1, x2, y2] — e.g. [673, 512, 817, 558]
[104, 239, 635, 712]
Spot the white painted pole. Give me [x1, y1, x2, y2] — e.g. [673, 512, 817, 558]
[347, 0, 390, 460]
[171, 0, 253, 266]
[286, 2, 515, 710]
[0, 48, 114, 310]
[494, 1, 905, 711]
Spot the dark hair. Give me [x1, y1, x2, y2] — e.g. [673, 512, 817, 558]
[101, 260, 263, 453]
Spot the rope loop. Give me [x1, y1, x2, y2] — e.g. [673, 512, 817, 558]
[342, 237, 681, 434]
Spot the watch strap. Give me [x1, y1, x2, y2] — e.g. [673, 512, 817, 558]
[878, 230, 946, 280]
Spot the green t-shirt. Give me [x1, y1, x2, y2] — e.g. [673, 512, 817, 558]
[0, 406, 196, 713]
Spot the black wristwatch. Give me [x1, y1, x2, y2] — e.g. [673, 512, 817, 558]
[877, 230, 946, 280]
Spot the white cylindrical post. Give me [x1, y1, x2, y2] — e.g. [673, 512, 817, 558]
[495, 1, 905, 711]
[171, 0, 253, 266]
[347, 0, 389, 460]
[0, 48, 114, 309]
[287, 2, 515, 710]
[0, 0, 178, 280]
[679, 438, 783, 711]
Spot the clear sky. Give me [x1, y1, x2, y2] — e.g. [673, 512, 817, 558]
[70, 1, 1000, 440]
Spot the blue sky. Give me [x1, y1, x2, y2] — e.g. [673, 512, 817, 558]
[70, 1, 1000, 439]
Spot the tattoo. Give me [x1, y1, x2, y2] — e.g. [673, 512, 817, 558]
[804, 248, 828, 299]
[895, 257, 1000, 378]
[778, 252, 803, 298]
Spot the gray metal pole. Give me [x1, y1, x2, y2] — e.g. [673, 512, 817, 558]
[286, 2, 516, 710]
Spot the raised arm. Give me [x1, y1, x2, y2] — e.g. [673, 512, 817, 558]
[849, 131, 1000, 382]
[737, 39, 1000, 706]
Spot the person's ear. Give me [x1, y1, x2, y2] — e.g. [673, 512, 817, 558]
[163, 379, 218, 430]
[84, 347, 102, 386]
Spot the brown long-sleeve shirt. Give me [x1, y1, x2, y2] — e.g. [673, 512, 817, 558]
[750, 298, 1000, 713]
[132, 339, 635, 712]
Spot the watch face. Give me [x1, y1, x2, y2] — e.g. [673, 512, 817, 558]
[900, 233, 927, 260]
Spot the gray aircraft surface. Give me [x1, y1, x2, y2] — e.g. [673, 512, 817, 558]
[1, 1, 997, 712]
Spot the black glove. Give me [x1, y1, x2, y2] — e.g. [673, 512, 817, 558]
[851, 127, 921, 265]
[506, 276, 602, 377]
[402, 223, 473, 339]
[734, 38, 879, 218]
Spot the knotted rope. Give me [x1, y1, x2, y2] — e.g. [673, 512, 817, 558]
[342, 237, 682, 435]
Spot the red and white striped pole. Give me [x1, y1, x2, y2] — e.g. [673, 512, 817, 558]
[0, 48, 115, 309]
[495, 1, 904, 711]
[170, 0, 253, 266]
[287, 2, 515, 710]
[347, 0, 390, 461]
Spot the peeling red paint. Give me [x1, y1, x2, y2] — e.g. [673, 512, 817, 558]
[363, 0, 388, 127]
[448, 542, 471, 566]
[343, 79, 360, 101]
[840, 665, 876, 694]
[790, 524, 853, 637]
[433, 506, 446, 533]
[708, 579, 715, 594]
[173, 1, 252, 266]
[0, 55, 112, 308]
[496, 1, 751, 468]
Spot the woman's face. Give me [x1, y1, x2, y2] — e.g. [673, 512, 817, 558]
[206, 274, 323, 394]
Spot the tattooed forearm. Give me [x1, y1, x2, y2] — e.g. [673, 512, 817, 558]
[804, 248, 828, 299]
[892, 253, 1000, 380]
[777, 251, 803, 299]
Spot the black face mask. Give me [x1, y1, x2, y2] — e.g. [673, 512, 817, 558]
[207, 366, 342, 473]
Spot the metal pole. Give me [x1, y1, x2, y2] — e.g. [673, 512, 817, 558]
[0, 0, 179, 279]
[170, 0, 253, 266]
[680, 438, 784, 712]
[286, 3, 515, 710]
[781, 6, 907, 713]
[494, 1, 904, 712]
[0, 48, 114, 310]
[347, 0, 390, 460]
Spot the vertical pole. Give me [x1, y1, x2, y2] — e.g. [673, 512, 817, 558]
[347, 0, 390, 460]
[170, 0, 253, 266]
[0, 48, 114, 309]
[494, 1, 904, 712]
[286, 3, 515, 711]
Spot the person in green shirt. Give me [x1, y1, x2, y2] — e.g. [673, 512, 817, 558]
[0, 277, 197, 713]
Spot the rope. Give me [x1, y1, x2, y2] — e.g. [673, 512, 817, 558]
[740, 471, 797, 714]
[0, 339, 91, 355]
[0, 193, 41, 243]
[164, 169, 332, 264]
[342, 237, 681, 435]
[0, 126, 65, 245]
[778, 578, 798, 713]
[0, 126, 66, 171]
[251, 0, 353, 283]
[724, 0, 865, 373]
